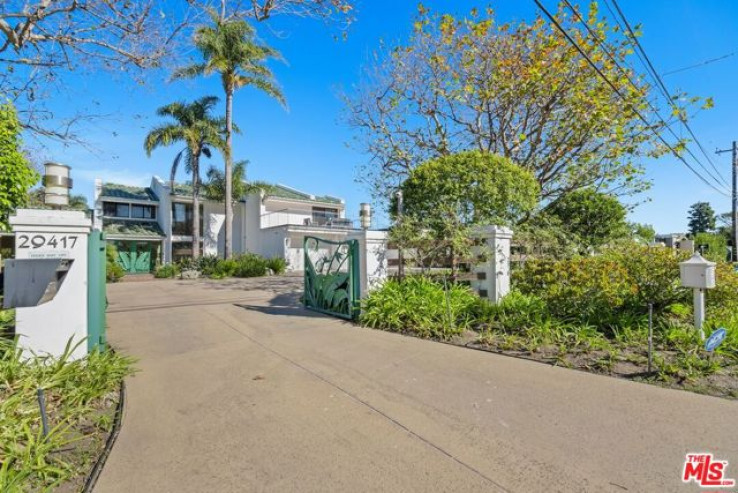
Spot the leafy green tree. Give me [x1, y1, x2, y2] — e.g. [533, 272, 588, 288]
[547, 189, 627, 252]
[396, 151, 538, 277]
[0, 103, 38, 230]
[346, 4, 708, 204]
[628, 222, 656, 244]
[687, 202, 716, 235]
[400, 151, 539, 226]
[694, 232, 728, 263]
[144, 96, 226, 258]
[203, 160, 273, 203]
[173, 13, 285, 259]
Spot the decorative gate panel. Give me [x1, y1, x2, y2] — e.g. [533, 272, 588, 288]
[303, 236, 360, 320]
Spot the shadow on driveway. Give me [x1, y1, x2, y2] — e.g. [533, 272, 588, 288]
[234, 291, 329, 318]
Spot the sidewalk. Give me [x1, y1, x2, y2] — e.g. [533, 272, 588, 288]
[95, 278, 738, 492]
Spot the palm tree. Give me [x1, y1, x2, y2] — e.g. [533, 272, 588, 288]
[203, 160, 274, 204]
[173, 13, 285, 259]
[144, 96, 226, 259]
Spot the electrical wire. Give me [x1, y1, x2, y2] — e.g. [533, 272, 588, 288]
[663, 52, 735, 77]
[608, 0, 731, 189]
[532, 0, 730, 198]
[561, 0, 731, 193]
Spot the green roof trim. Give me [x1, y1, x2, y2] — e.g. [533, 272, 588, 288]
[267, 184, 343, 205]
[103, 220, 165, 238]
[101, 183, 158, 202]
[171, 183, 193, 196]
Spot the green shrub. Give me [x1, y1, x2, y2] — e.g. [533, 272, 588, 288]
[360, 276, 479, 339]
[198, 255, 220, 276]
[603, 246, 689, 310]
[211, 259, 237, 278]
[233, 253, 268, 278]
[514, 257, 637, 327]
[154, 263, 179, 279]
[473, 290, 548, 332]
[266, 257, 287, 275]
[105, 244, 124, 283]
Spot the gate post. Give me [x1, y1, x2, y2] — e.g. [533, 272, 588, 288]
[347, 230, 389, 298]
[87, 231, 107, 352]
[471, 226, 513, 303]
[7, 209, 92, 360]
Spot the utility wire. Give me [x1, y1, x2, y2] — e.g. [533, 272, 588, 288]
[532, 0, 730, 198]
[561, 0, 731, 193]
[608, 0, 731, 189]
[663, 52, 735, 77]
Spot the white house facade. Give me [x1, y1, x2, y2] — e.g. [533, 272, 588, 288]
[93, 176, 358, 274]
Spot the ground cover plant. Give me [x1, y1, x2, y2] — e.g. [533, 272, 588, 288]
[360, 246, 738, 399]
[0, 337, 135, 490]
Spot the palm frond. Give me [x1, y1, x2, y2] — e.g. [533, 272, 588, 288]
[144, 124, 186, 155]
[171, 63, 209, 81]
[236, 75, 287, 108]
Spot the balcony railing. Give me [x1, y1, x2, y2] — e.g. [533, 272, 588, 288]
[261, 210, 356, 229]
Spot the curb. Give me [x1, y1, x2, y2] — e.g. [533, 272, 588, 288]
[82, 377, 126, 492]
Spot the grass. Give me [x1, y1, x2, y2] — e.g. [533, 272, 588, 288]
[0, 336, 135, 490]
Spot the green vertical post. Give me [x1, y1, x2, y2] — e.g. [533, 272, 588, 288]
[350, 239, 361, 320]
[87, 231, 107, 352]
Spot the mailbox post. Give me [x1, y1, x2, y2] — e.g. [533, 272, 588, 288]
[8, 209, 92, 360]
[679, 253, 716, 340]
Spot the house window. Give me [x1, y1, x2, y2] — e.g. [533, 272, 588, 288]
[131, 204, 156, 219]
[312, 207, 339, 225]
[172, 203, 204, 236]
[103, 202, 130, 218]
[172, 240, 204, 263]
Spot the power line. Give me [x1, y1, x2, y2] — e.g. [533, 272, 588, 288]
[532, 0, 730, 198]
[663, 52, 735, 77]
[608, 0, 731, 189]
[561, 0, 731, 192]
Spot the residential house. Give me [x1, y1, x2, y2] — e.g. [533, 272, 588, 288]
[94, 176, 358, 274]
[655, 233, 694, 252]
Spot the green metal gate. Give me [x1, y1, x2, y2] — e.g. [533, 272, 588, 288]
[303, 236, 360, 320]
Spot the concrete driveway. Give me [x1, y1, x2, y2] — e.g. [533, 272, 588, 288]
[96, 275, 737, 492]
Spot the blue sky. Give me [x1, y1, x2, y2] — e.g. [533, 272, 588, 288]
[34, 0, 737, 232]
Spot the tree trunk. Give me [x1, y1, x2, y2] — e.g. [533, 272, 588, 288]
[224, 84, 234, 259]
[192, 154, 201, 259]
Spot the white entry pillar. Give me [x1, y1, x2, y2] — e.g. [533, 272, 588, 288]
[347, 230, 389, 298]
[471, 226, 513, 303]
[10, 209, 92, 360]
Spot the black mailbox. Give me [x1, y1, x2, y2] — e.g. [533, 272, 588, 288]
[3, 259, 73, 308]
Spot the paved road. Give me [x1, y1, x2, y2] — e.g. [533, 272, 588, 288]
[96, 276, 737, 492]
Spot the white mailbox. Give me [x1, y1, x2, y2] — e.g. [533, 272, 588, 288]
[679, 253, 716, 289]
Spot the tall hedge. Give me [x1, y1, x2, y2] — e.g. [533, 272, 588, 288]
[0, 102, 38, 230]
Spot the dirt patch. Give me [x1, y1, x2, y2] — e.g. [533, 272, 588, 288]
[53, 388, 122, 493]
[464, 338, 738, 400]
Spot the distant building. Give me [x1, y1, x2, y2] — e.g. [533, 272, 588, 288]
[94, 176, 358, 274]
[654, 233, 694, 252]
